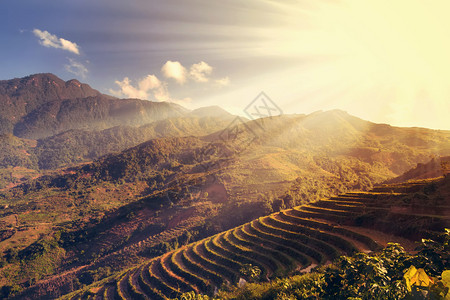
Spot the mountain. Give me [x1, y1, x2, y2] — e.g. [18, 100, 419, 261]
[13, 95, 189, 139]
[196, 110, 450, 204]
[1, 74, 450, 299]
[189, 106, 234, 118]
[0, 73, 239, 173]
[0, 74, 189, 139]
[384, 156, 450, 184]
[0, 114, 235, 171]
[0, 109, 449, 298]
[0, 73, 100, 135]
[15, 176, 450, 299]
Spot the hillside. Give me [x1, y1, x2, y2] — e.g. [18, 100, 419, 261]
[0, 74, 240, 185]
[58, 176, 450, 300]
[385, 156, 450, 184]
[0, 111, 449, 299]
[13, 95, 189, 140]
[1, 73, 450, 299]
[32, 115, 234, 170]
[0, 73, 189, 139]
[0, 116, 236, 184]
[201, 110, 450, 204]
[0, 74, 100, 135]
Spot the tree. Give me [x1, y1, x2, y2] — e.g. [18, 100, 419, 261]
[239, 264, 261, 282]
[441, 161, 450, 177]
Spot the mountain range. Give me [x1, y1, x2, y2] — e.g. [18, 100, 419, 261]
[0, 73, 449, 299]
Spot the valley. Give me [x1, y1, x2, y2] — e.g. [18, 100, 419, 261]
[0, 74, 449, 299]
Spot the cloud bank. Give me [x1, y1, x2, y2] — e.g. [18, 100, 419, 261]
[33, 29, 80, 54]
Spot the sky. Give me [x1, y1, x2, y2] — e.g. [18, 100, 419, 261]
[1, 0, 450, 130]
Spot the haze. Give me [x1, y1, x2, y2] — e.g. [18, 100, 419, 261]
[1, 0, 449, 129]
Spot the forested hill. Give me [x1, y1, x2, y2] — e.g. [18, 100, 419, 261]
[0, 73, 189, 139]
[1, 105, 449, 298]
[0, 73, 99, 136]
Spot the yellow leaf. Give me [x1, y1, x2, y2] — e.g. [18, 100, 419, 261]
[415, 268, 433, 287]
[442, 270, 450, 300]
[404, 265, 418, 292]
[442, 270, 450, 287]
[404, 266, 433, 291]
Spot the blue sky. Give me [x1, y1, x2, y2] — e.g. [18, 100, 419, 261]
[1, 0, 450, 129]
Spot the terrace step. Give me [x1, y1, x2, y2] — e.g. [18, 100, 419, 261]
[127, 267, 148, 300]
[137, 262, 167, 300]
[263, 216, 355, 255]
[219, 230, 274, 277]
[241, 222, 313, 268]
[250, 218, 326, 264]
[228, 228, 287, 275]
[169, 249, 209, 293]
[234, 225, 297, 269]
[116, 271, 132, 300]
[181, 247, 223, 288]
[281, 210, 381, 251]
[272, 213, 372, 253]
[190, 242, 237, 283]
[150, 258, 182, 298]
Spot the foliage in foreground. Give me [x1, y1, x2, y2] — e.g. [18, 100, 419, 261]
[175, 229, 450, 300]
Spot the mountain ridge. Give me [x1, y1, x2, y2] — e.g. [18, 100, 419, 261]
[1, 73, 450, 299]
[0, 74, 191, 139]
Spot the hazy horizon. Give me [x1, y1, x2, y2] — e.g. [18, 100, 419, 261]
[2, 0, 450, 130]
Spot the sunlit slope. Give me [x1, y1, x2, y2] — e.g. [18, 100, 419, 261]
[64, 177, 450, 299]
[208, 110, 450, 200]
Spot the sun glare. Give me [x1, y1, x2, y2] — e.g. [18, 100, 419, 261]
[262, 0, 450, 129]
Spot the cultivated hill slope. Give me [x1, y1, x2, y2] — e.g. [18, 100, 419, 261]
[200, 110, 450, 202]
[60, 176, 450, 300]
[1, 111, 448, 289]
[1, 109, 450, 298]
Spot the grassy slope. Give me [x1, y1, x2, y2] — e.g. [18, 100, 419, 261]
[0, 111, 450, 298]
[60, 176, 450, 300]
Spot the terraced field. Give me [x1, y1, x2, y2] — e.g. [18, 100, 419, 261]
[64, 179, 450, 299]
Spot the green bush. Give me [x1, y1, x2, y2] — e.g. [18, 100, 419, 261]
[218, 229, 450, 300]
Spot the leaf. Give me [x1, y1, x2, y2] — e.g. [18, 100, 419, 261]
[442, 270, 450, 299]
[414, 269, 433, 287]
[404, 265, 417, 292]
[404, 266, 434, 291]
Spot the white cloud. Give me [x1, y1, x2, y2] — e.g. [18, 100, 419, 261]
[215, 76, 230, 87]
[109, 75, 169, 101]
[189, 61, 213, 82]
[33, 29, 80, 55]
[161, 61, 187, 84]
[109, 61, 230, 105]
[64, 58, 88, 78]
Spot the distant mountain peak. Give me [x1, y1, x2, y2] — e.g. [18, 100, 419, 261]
[66, 79, 82, 86]
[189, 105, 233, 118]
[22, 73, 61, 80]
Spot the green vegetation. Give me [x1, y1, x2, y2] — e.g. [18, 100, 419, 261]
[215, 229, 450, 300]
[1, 74, 450, 300]
[56, 177, 449, 300]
